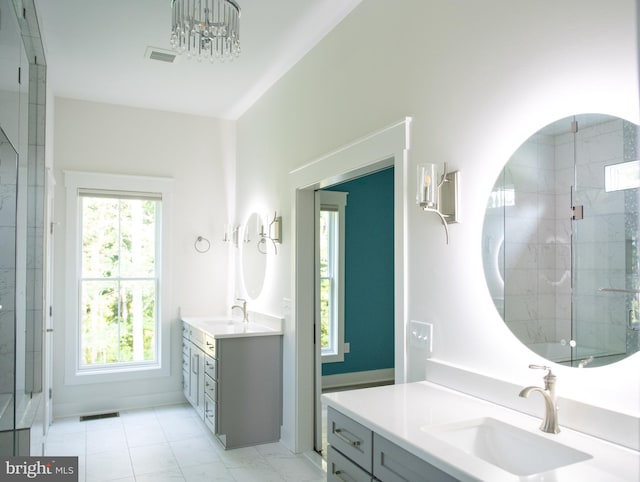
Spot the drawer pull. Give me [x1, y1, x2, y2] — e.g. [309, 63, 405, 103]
[334, 428, 361, 447]
[333, 469, 351, 482]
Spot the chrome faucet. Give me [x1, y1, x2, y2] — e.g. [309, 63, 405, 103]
[231, 298, 249, 323]
[519, 364, 560, 434]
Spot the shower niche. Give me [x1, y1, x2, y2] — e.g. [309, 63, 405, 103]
[483, 113, 640, 368]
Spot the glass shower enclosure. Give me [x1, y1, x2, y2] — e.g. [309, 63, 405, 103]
[0, 128, 19, 452]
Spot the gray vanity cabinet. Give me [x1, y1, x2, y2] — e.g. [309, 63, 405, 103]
[215, 335, 283, 449]
[327, 407, 459, 482]
[182, 321, 283, 449]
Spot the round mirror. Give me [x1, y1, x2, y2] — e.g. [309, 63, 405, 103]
[482, 113, 640, 367]
[241, 212, 267, 300]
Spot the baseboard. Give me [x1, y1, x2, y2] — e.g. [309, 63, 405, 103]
[52, 390, 186, 420]
[322, 368, 394, 390]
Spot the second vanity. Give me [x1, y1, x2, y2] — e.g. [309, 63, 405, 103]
[323, 382, 639, 482]
[181, 316, 283, 449]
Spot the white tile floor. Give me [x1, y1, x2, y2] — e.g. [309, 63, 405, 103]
[45, 404, 326, 482]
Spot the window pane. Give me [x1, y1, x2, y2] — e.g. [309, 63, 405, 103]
[81, 280, 119, 365]
[320, 277, 331, 350]
[119, 280, 156, 362]
[119, 199, 157, 277]
[319, 211, 330, 278]
[81, 197, 119, 278]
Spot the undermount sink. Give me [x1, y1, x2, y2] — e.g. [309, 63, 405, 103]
[422, 417, 592, 476]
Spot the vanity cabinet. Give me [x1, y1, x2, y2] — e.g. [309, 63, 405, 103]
[182, 320, 283, 449]
[327, 407, 458, 482]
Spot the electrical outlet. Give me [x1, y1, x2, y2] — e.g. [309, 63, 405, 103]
[409, 320, 433, 354]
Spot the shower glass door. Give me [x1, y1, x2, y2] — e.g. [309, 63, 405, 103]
[0, 127, 18, 453]
[571, 115, 640, 366]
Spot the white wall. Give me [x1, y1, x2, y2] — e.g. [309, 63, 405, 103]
[51, 98, 234, 416]
[235, 0, 640, 450]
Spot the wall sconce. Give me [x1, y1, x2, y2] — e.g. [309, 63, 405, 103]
[258, 212, 283, 254]
[222, 224, 240, 247]
[416, 162, 460, 244]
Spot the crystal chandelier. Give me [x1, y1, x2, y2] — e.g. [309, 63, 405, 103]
[170, 0, 241, 62]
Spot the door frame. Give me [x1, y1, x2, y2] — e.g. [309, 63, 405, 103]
[288, 118, 411, 453]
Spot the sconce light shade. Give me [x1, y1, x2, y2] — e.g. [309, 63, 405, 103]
[417, 163, 438, 209]
[257, 212, 283, 254]
[416, 162, 460, 244]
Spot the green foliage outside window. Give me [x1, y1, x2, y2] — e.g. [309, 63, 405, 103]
[80, 196, 158, 366]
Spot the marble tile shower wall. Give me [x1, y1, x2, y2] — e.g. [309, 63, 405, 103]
[505, 119, 628, 356]
[504, 132, 561, 344]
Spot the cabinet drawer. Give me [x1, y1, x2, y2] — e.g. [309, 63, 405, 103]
[182, 322, 192, 340]
[182, 369, 189, 396]
[190, 326, 205, 350]
[373, 434, 458, 482]
[328, 407, 373, 472]
[327, 445, 373, 482]
[204, 395, 216, 432]
[203, 334, 216, 357]
[204, 374, 216, 400]
[203, 355, 216, 379]
[181, 351, 189, 372]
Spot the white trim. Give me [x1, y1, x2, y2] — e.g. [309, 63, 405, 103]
[63, 170, 174, 385]
[288, 117, 411, 453]
[322, 368, 395, 390]
[53, 389, 185, 419]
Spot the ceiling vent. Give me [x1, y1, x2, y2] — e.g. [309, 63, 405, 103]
[145, 46, 178, 64]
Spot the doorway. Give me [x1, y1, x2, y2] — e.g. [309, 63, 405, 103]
[314, 168, 396, 455]
[288, 117, 411, 455]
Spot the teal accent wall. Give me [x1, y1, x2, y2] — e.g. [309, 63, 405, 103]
[322, 167, 394, 376]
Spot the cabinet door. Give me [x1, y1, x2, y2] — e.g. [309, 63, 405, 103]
[373, 434, 459, 482]
[327, 407, 373, 473]
[184, 340, 200, 409]
[327, 446, 373, 482]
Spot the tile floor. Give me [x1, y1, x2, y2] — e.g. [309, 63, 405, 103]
[44, 404, 326, 482]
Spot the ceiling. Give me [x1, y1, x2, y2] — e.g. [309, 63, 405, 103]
[34, 0, 362, 119]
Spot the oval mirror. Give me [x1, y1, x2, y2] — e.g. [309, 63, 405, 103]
[482, 113, 640, 367]
[241, 212, 267, 300]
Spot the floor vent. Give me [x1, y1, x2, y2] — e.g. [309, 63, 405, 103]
[80, 412, 120, 422]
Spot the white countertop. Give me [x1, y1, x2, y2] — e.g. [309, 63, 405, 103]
[323, 381, 640, 482]
[181, 316, 283, 338]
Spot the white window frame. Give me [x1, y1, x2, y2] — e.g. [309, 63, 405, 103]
[64, 171, 174, 385]
[317, 190, 348, 363]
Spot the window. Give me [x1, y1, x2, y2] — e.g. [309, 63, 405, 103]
[317, 190, 347, 362]
[65, 171, 173, 383]
[605, 160, 640, 192]
[79, 191, 159, 367]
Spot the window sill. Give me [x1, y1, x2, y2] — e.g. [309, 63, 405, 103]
[66, 362, 169, 386]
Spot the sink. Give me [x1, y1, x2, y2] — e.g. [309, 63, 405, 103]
[422, 417, 592, 476]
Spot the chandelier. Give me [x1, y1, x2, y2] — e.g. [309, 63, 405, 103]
[170, 0, 241, 62]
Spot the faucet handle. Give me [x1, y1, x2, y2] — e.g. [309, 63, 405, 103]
[528, 364, 554, 378]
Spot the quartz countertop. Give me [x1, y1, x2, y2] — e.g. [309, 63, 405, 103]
[181, 316, 283, 338]
[323, 381, 639, 482]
